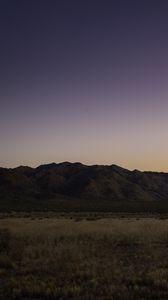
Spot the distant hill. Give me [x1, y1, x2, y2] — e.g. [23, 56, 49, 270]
[0, 162, 168, 212]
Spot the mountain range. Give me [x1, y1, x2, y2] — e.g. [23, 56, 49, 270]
[0, 162, 168, 212]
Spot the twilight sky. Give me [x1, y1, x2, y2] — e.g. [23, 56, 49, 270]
[1, 0, 168, 171]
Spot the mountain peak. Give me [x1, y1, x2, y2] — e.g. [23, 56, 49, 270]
[1, 162, 168, 212]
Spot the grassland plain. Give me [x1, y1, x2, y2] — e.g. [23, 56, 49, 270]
[1, 216, 168, 299]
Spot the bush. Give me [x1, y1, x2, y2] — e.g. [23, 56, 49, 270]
[0, 228, 11, 253]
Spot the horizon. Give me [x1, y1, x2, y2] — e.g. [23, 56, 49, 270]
[1, 160, 168, 173]
[1, 0, 168, 172]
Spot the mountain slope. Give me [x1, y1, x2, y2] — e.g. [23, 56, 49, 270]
[0, 162, 168, 212]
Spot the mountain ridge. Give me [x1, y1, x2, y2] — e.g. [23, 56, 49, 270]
[0, 162, 168, 212]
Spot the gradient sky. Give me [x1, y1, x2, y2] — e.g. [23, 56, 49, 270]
[1, 0, 168, 171]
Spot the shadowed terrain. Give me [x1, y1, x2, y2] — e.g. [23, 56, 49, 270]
[0, 162, 168, 212]
[1, 217, 168, 300]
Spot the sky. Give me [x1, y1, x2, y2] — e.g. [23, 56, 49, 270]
[1, 0, 168, 171]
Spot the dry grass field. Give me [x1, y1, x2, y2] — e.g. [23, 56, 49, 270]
[1, 215, 168, 299]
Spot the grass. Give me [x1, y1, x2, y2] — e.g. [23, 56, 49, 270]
[1, 216, 168, 299]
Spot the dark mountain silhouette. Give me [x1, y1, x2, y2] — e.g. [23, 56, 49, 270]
[0, 162, 168, 212]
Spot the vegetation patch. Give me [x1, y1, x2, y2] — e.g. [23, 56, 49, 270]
[1, 217, 168, 299]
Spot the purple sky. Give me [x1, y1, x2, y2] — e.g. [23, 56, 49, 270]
[1, 0, 168, 171]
